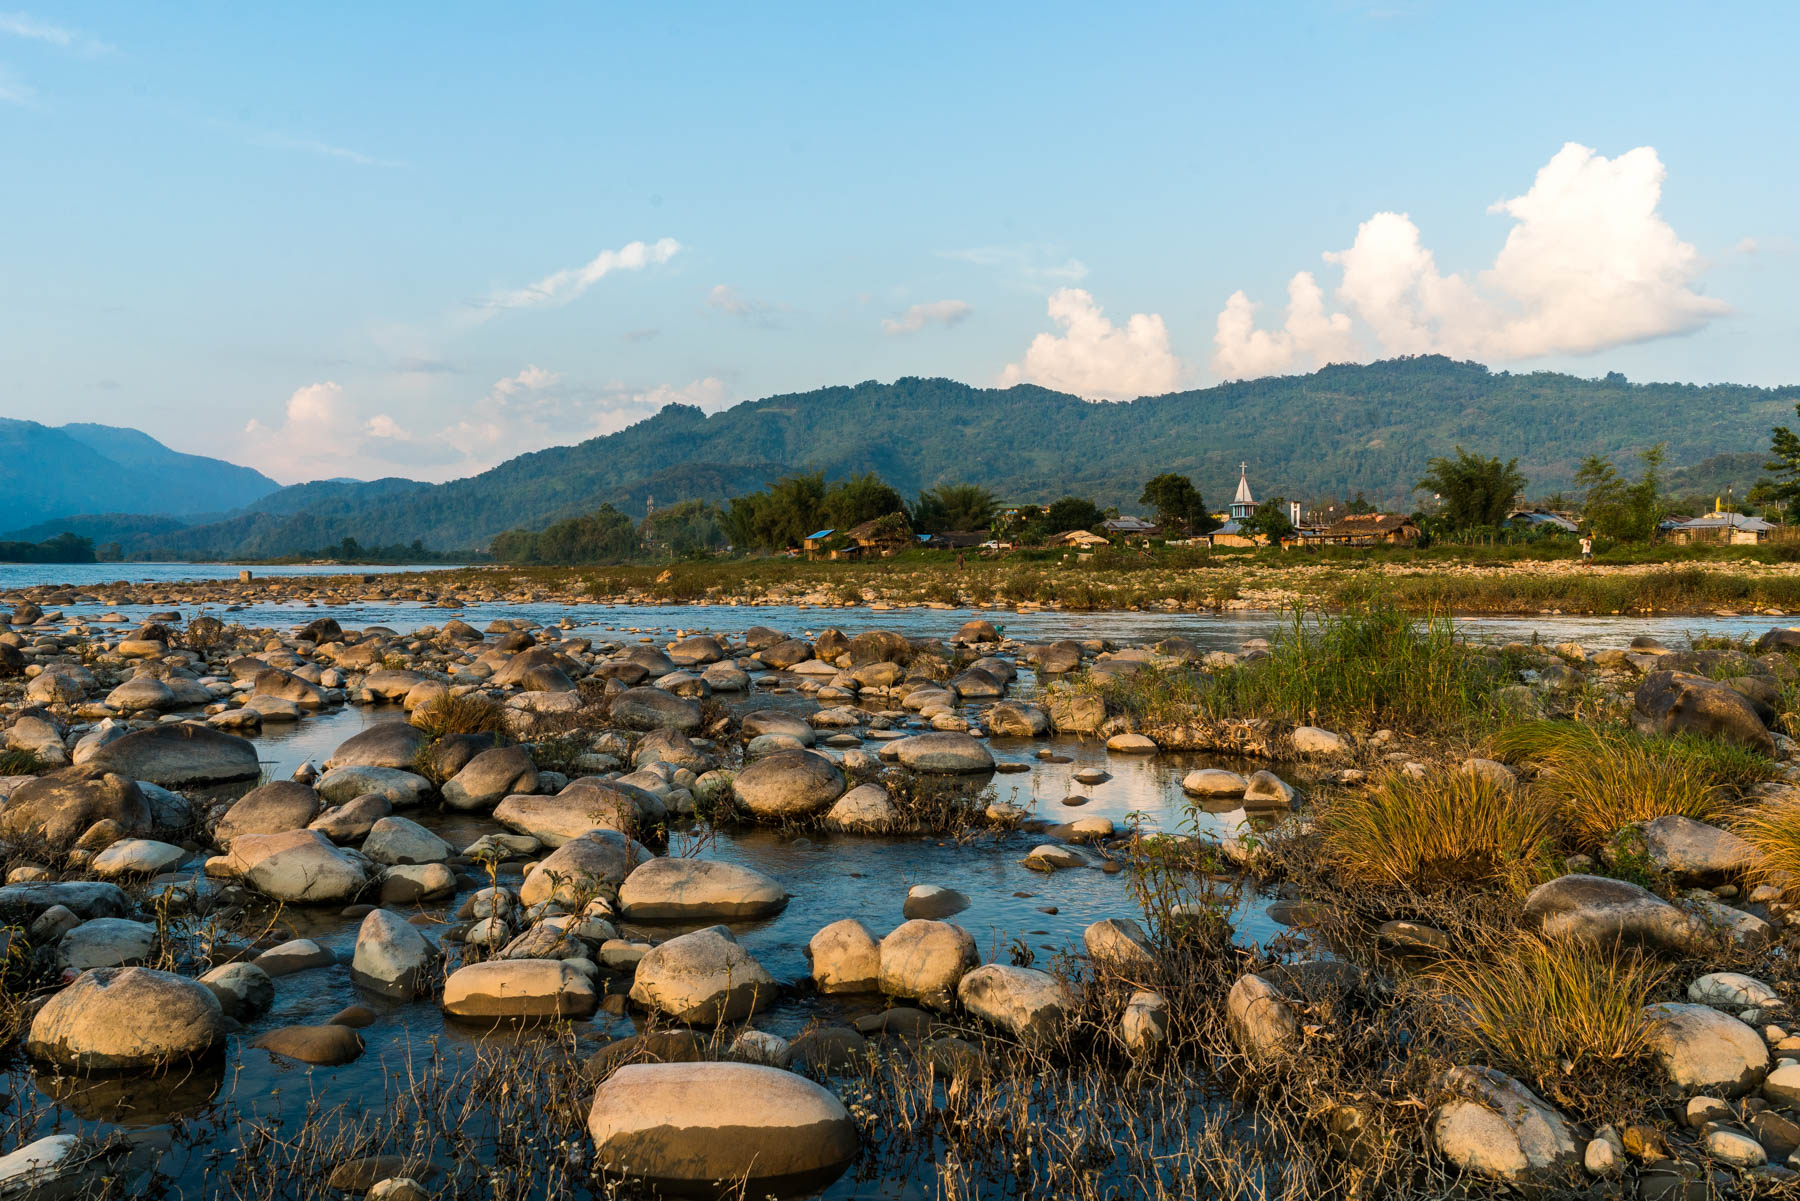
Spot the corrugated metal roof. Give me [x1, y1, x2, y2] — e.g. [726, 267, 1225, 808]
[803, 528, 835, 541]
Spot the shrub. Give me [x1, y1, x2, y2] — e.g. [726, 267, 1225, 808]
[1311, 767, 1556, 893]
[1490, 721, 1771, 850]
[1424, 932, 1669, 1110]
[410, 692, 506, 738]
[1731, 794, 1800, 883]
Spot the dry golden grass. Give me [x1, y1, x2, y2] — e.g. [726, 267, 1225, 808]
[410, 691, 506, 738]
[1489, 720, 1770, 851]
[1732, 793, 1800, 883]
[1424, 932, 1669, 1110]
[1311, 767, 1556, 893]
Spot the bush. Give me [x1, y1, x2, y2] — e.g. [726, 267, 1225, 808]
[1424, 933, 1669, 1111]
[410, 692, 506, 738]
[1311, 767, 1556, 893]
[1489, 721, 1772, 850]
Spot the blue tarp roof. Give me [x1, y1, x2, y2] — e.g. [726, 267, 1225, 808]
[804, 529, 835, 541]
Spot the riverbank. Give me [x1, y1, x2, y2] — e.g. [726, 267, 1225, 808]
[9, 554, 1800, 619]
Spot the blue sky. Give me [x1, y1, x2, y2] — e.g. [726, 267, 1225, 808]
[3, 1, 1796, 483]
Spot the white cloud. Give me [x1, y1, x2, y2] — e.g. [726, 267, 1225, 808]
[1000, 288, 1183, 400]
[478, 238, 681, 317]
[241, 382, 437, 483]
[941, 245, 1088, 285]
[705, 284, 783, 325]
[0, 64, 33, 105]
[882, 299, 972, 335]
[1212, 143, 1728, 379]
[247, 129, 406, 168]
[438, 373, 730, 471]
[0, 11, 112, 55]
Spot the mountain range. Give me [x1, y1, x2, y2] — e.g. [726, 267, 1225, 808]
[8, 357, 1797, 557]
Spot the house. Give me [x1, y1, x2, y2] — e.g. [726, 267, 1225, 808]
[1048, 529, 1110, 548]
[845, 516, 913, 557]
[1208, 464, 1265, 548]
[1314, 513, 1422, 546]
[1669, 509, 1774, 545]
[1102, 516, 1159, 538]
[923, 529, 989, 549]
[801, 528, 835, 559]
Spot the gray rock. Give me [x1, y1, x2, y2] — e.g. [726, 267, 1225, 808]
[889, 732, 995, 774]
[351, 908, 435, 998]
[629, 926, 774, 1023]
[214, 780, 320, 847]
[1522, 874, 1704, 952]
[58, 917, 155, 971]
[27, 966, 223, 1070]
[610, 687, 702, 733]
[324, 722, 427, 770]
[198, 961, 274, 1020]
[733, 749, 846, 819]
[360, 816, 454, 865]
[878, 919, 978, 1010]
[807, 918, 881, 994]
[1642, 1002, 1768, 1096]
[442, 959, 597, 1021]
[957, 964, 1076, 1048]
[84, 722, 260, 786]
[0, 767, 150, 850]
[441, 745, 540, 811]
[1430, 1066, 1580, 1188]
[618, 858, 788, 920]
[316, 765, 433, 808]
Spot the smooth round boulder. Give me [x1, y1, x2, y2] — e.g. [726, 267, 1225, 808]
[739, 710, 816, 746]
[360, 816, 454, 866]
[732, 749, 846, 820]
[890, 732, 995, 774]
[494, 780, 664, 846]
[324, 722, 428, 771]
[1181, 768, 1248, 797]
[611, 687, 703, 733]
[215, 780, 321, 847]
[442, 959, 598, 1021]
[0, 767, 150, 850]
[618, 858, 788, 920]
[89, 838, 184, 878]
[251, 1024, 365, 1066]
[1430, 1066, 1581, 1188]
[316, 766, 433, 808]
[902, 884, 969, 920]
[27, 967, 223, 1070]
[823, 783, 900, 833]
[441, 745, 540, 811]
[84, 722, 259, 787]
[1642, 1002, 1769, 1096]
[587, 1062, 857, 1198]
[105, 676, 176, 712]
[351, 908, 435, 998]
[519, 830, 650, 908]
[198, 962, 274, 1020]
[957, 964, 1077, 1048]
[878, 919, 979, 1010]
[1084, 917, 1156, 975]
[807, 918, 881, 994]
[225, 828, 371, 904]
[629, 926, 774, 1024]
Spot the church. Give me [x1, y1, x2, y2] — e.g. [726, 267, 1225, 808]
[1207, 464, 1266, 549]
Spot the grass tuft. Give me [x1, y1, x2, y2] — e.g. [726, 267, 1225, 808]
[1424, 932, 1669, 1111]
[1731, 794, 1800, 884]
[411, 692, 506, 738]
[1489, 720, 1773, 851]
[1311, 767, 1556, 893]
[0, 747, 44, 775]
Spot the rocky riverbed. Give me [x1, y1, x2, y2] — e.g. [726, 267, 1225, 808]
[4, 599, 1800, 1198]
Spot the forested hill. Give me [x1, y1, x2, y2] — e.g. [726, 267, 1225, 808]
[0, 420, 280, 533]
[122, 357, 1800, 556]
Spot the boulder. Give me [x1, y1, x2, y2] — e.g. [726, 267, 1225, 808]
[1084, 917, 1156, 975]
[442, 959, 598, 1021]
[587, 1063, 856, 1198]
[878, 919, 979, 1009]
[213, 781, 320, 847]
[1181, 768, 1248, 797]
[1047, 693, 1105, 735]
[1642, 1002, 1769, 1096]
[890, 732, 995, 774]
[198, 962, 274, 1020]
[0, 1135, 111, 1200]
[226, 828, 371, 904]
[27, 967, 223, 1070]
[610, 687, 702, 733]
[315, 766, 433, 808]
[0, 768, 150, 850]
[957, 964, 1076, 1047]
[1243, 770, 1297, 806]
[104, 676, 176, 712]
[1522, 874, 1704, 952]
[519, 830, 650, 907]
[618, 858, 788, 920]
[251, 1024, 365, 1066]
[1688, 971, 1781, 1010]
[351, 908, 435, 998]
[441, 745, 540, 811]
[1227, 972, 1300, 1061]
[1634, 670, 1776, 754]
[628, 926, 774, 1023]
[1430, 1066, 1581, 1188]
[90, 838, 184, 878]
[0, 881, 129, 925]
[360, 816, 454, 865]
[1291, 726, 1348, 756]
[733, 749, 846, 819]
[903, 884, 970, 920]
[308, 792, 391, 841]
[985, 702, 1050, 737]
[494, 780, 664, 846]
[1629, 815, 1757, 883]
[324, 722, 428, 770]
[1121, 989, 1169, 1055]
[824, 783, 900, 833]
[84, 722, 259, 787]
[807, 919, 881, 994]
[58, 917, 155, 971]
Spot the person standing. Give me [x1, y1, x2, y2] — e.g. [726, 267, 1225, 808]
[1579, 534, 1593, 563]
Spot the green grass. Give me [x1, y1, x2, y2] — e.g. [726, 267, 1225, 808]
[1088, 604, 1516, 735]
[1425, 933, 1669, 1111]
[1311, 767, 1557, 893]
[0, 747, 44, 775]
[1489, 721, 1775, 851]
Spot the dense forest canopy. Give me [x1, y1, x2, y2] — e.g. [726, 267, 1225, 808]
[37, 357, 1800, 558]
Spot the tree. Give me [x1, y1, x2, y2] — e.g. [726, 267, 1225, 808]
[1414, 448, 1526, 532]
[913, 484, 996, 533]
[722, 472, 829, 552]
[1577, 445, 1665, 542]
[1758, 405, 1800, 523]
[1040, 495, 1106, 537]
[1239, 496, 1296, 542]
[1138, 473, 1215, 534]
[492, 504, 639, 564]
[821, 473, 907, 530]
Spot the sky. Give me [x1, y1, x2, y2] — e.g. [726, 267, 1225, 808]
[3, 1, 1797, 485]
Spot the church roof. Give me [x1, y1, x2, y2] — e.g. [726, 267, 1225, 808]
[1232, 465, 1255, 507]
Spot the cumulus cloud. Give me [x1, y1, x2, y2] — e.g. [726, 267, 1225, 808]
[1211, 142, 1729, 379]
[882, 299, 972, 335]
[478, 237, 680, 317]
[1000, 288, 1183, 400]
[240, 382, 442, 483]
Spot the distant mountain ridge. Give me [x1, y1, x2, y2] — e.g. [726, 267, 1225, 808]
[18, 357, 1800, 556]
[0, 419, 280, 535]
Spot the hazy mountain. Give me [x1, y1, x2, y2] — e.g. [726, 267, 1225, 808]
[0, 420, 280, 533]
[50, 357, 1800, 557]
